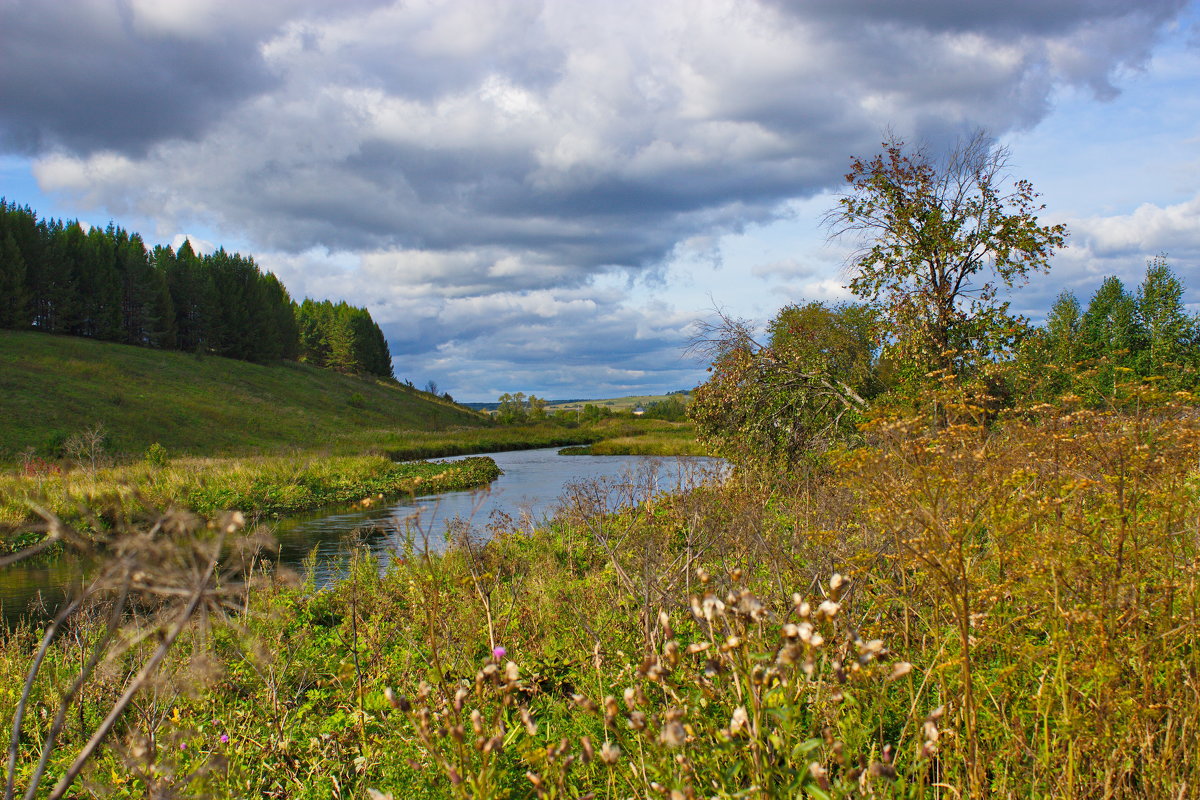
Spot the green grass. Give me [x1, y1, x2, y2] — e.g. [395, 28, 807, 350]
[544, 391, 690, 412]
[0, 452, 504, 546]
[0, 330, 488, 463]
[557, 424, 708, 456]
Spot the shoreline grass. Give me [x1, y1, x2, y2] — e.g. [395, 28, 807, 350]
[1, 402, 1198, 796]
[0, 454, 502, 551]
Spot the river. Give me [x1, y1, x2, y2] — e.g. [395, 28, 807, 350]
[1, 448, 724, 625]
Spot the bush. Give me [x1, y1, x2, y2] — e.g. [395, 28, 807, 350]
[144, 442, 169, 468]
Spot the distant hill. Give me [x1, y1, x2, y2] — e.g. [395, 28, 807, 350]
[0, 330, 487, 461]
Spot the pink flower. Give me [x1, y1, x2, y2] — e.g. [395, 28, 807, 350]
[220, 734, 229, 744]
[492, 646, 506, 660]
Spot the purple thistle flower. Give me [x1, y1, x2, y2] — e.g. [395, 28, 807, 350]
[220, 734, 229, 744]
[492, 646, 506, 660]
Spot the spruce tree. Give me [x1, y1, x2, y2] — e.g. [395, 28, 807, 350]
[0, 232, 30, 328]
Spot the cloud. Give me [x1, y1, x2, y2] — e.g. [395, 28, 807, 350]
[1006, 193, 1200, 320]
[3, 0, 1192, 396]
[750, 259, 815, 280]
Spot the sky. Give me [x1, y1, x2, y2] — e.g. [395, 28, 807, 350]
[1, 0, 1198, 402]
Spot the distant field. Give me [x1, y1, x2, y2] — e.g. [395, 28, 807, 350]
[463, 391, 691, 413]
[0, 330, 487, 463]
[545, 391, 691, 412]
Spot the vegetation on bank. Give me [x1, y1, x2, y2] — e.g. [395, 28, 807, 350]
[558, 424, 706, 456]
[0, 454, 502, 550]
[2, 392, 1196, 798]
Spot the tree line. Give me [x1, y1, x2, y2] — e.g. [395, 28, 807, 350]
[0, 200, 393, 378]
[691, 133, 1200, 464]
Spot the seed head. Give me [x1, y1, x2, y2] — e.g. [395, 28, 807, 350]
[521, 707, 538, 736]
[701, 593, 725, 621]
[659, 721, 686, 748]
[816, 600, 840, 619]
[600, 741, 621, 764]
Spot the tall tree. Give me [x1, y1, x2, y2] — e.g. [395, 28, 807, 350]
[1045, 290, 1083, 366]
[165, 240, 216, 353]
[1136, 255, 1194, 377]
[828, 131, 1067, 379]
[1081, 276, 1142, 362]
[0, 232, 30, 327]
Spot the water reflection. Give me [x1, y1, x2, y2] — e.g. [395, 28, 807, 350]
[275, 449, 725, 589]
[2, 448, 725, 626]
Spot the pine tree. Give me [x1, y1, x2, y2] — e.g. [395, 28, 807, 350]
[0, 232, 31, 328]
[166, 240, 216, 353]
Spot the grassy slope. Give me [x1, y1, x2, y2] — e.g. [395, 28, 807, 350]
[0, 330, 487, 461]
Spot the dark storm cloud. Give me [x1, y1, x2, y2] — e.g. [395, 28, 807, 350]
[36, 0, 1176, 276]
[0, 0, 390, 155]
[0, 2, 268, 154]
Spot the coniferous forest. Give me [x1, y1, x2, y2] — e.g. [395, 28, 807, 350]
[0, 199, 393, 378]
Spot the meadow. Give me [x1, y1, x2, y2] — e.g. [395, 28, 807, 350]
[3, 386, 1196, 798]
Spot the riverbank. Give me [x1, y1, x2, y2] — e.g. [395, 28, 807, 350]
[1, 405, 1198, 796]
[377, 419, 704, 460]
[0, 419, 702, 551]
[0, 454, 501, 552]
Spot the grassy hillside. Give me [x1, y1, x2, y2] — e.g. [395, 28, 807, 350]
[0, 330, 487, 462]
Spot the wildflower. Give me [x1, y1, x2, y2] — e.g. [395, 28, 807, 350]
[220, 734, 229, 744]
[492, 646, 506, 660]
